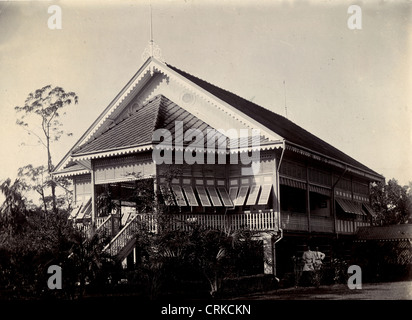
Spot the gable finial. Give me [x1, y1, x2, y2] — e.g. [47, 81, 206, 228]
[141, 3, 165, 63]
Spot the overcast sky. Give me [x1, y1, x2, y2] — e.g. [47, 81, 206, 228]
[0, 0, 411, 187]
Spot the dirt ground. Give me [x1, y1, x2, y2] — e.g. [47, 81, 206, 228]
[233, 280, 412, 300]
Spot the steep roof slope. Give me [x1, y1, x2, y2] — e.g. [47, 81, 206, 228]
[167, 64, 381, 177]
[71, 95, 235, 157]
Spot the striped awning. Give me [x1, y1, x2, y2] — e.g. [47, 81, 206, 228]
[159, 186, 175, 205]
[362, 203, 377, 218]
[309, 185, 331, 196]
[217, 187, 234, 207]
[246, 185, 260, 206]
[206, 187, 223, 206]
[279, 176, 306, 190]
[336, 198, 366, 216]
[69, 205, 82, 220]
[182, 186, 199, 206]
[76, 198, 92, 220]
[234, 186, 249, 206]
[171, 185, 188, 206]
[196, 186, 212, 207]
[258, 184, 272, 205]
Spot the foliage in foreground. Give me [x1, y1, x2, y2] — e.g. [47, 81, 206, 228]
[0, 209, 114, 300]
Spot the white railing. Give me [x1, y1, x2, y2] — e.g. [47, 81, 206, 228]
[75, 222, 92, 236]
[104, 210, 279, 258]
[95, 215, 112, 237]
[96, 216, 109, 230]
[230, 210, 278, 231]
[103, 214, 142, 257]
[163, 210, 278, 232]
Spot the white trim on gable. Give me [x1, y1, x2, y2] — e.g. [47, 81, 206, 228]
[54, 57, 285, 174]
[152, 62, 283, 142]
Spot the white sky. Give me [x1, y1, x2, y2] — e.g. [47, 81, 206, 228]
[0, 0, 411, 187]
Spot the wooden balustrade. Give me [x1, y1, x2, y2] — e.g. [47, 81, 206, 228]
[280, 211, 369, 234]
[95, 215, 112, 237]
[230, 210, 278, 231]
[104, 214, 141, 257]
[280, 212, 308, 231]
[104, 210, 279, 258]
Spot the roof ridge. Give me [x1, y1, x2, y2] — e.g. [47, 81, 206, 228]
[166, 63, 382, 178]
[166, 63, 291, 120]
[166, 63, 332, 143]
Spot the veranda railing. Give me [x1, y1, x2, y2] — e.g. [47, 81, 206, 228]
[103, 210, 279, 258]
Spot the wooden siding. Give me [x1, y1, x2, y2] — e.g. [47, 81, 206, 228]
[94, 155, 155, 184]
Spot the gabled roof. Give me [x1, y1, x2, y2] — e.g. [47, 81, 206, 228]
[167, 64, 383, 179]
[71, 94, 271, 159]
[54, 57, 384, 181]
[356, 224, 412, 241]
[72, 95, 160, 156]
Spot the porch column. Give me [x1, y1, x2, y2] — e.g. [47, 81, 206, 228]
[306, 165, 311, 233]
[91, 161, 96, 228]
[263, 233, 274, 274]
[272, 156, 280, 213]
[331, 172, 337, 235]
[153, 175, 158, 214]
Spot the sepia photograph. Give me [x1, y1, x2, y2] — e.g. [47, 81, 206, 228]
[0, 0, 411, 314]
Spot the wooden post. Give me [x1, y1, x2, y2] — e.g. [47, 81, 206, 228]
[153, 173, 158, 214]
[91, 161, 96, 228]
[306, 165, 311, 233]
[272, 154, 279, 214]
[331, 172, 337, 235]
[263, 233, 274, 275]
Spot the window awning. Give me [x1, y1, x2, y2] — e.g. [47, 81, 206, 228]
[353, 202, 366, 216]
[258, 184, 272, 205]
[171, 185, 188, 206]
[279, 176, 306, 190]
[159, 186, 175, 205]
[309, 185, 331, 197]
[182, 186, 199, 206]
[362, 203, 377, 218]
[207, 187, 223, 206]
[196, 186, 212, 207]
[336, 198, 366, 216]
[217, 187, 234, 207]
[76, 198, 92, 220]
[69, 205, 82, 220]
[228, 187, 238, 203]
[246, 185, 260, 206]
[234, 186, 249, 206]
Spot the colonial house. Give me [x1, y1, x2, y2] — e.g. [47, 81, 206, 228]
[53, 54, 384, 277]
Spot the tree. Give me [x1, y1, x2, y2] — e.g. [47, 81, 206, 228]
[17, 164, 73, 214]
[17, 165, 49, 213]
[0, 178, 27, 234]
[370, 178, 412, 225]
[15, 85, 78, 213]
